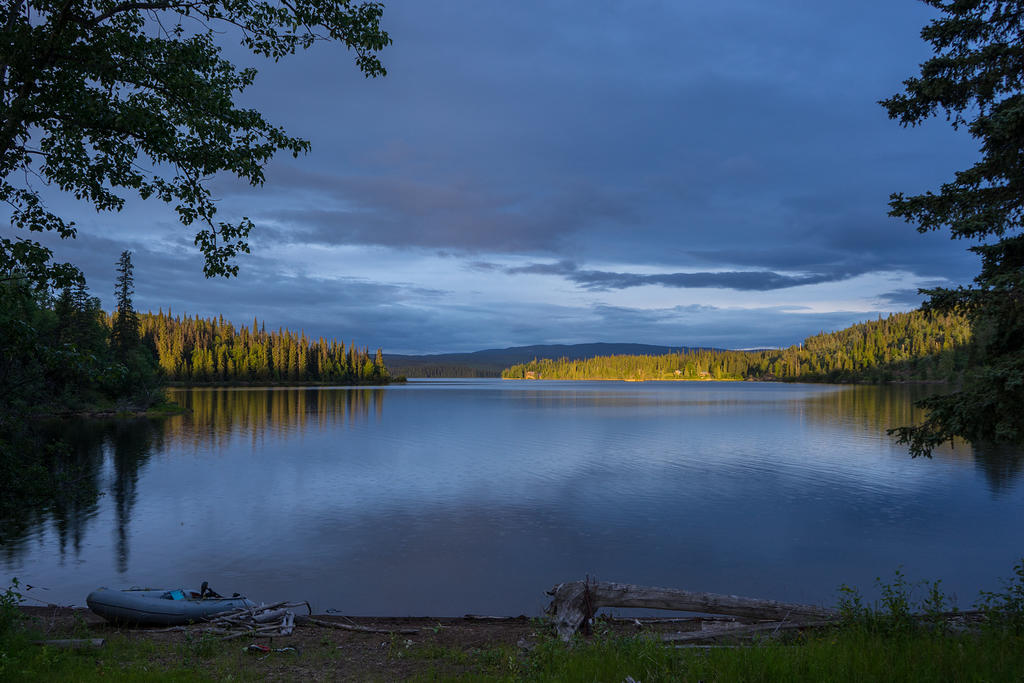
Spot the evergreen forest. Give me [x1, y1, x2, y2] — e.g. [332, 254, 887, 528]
[138, 311, 390, 384]
[501, 311, 971, 383]
[0, 256, 394, 424]
[0, 267, 159, 418]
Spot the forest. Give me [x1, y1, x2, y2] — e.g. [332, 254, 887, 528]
[138, 310, 390, 384]
[0, 254, 395, 424]
[501, 310, 971, 383]
[0, 275, 156, 417]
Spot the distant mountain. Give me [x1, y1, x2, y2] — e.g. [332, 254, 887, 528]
[384, 343, 716, 378]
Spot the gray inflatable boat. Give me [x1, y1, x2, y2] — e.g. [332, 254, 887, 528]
[86, 586, 255, 625]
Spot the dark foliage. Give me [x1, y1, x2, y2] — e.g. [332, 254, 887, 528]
[1, 0, 390, 282]
[110, 250, 140, 361]
[882, 0, 1024, 455]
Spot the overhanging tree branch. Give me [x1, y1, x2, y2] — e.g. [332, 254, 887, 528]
[883, 0, 1024, 456]
[0, 0, 390, 280]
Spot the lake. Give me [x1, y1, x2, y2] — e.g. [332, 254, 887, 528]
[2, 380, 1022, 616]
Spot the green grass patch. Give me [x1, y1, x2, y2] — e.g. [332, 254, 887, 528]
[510, 629, 1024, 683]
[0, 630, 211, 682]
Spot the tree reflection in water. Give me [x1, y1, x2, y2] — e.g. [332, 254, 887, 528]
[0, 387, 386, 568]
[799, 385, 1024, 492]
[0, 417, 157, 566]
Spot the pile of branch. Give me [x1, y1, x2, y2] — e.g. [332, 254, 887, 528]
[547, 579, 838, 642]
[139, 602, 424, 639]
[141, 601, 311, 640]
[204, 601, 310, 640]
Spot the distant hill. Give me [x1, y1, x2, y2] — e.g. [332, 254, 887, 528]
[384, 343, 715, 378]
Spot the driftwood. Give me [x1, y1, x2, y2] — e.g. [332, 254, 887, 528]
[661, 620, 833, 644]
[547, 580, 837, 641]
[608, 615, 739, 626]
[253, 608, 290, 624]
[672, 644, 745, 649]
[209, 600, 302, 620]
[219, 622, 292, 641]
[206, 602, 306, 640]
[128, 601, 312, 641]
[33, 638, 106, 649]
[295, 616, 419, 635]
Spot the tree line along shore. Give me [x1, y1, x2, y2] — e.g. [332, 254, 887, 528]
[0, 255, 968, 423]
[141, 311, 391, 385]
[0, 253, 398, 425]
[501, 310, 970, 384]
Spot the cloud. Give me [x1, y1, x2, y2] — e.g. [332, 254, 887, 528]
[875, 288, 927, 307]
[581, 303, 877, 350]
[504, 260, 859, 291]
[241, 168, 642, 256]
[10, 0, 985, 356]
[465, 260, 502, 272]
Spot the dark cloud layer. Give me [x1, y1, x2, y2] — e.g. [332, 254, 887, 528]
[222, 0, 979, 283]
[6, 0, 987, 352]
[875, 288, 930, 308]
[251, 170, 640, 256]
[504, 260, 859, 291]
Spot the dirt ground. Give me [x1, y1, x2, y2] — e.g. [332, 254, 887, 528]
[19, 605, 713, 680]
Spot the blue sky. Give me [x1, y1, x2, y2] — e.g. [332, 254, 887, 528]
[34, 0, 981, 353]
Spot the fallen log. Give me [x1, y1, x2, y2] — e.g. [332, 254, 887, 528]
[208, 600, 309, 621]
[661, 620, 833, 644]
[33, 638, 106, 649]
[295, 616, 419, 635]
[547, 580, 837, 641]
[279, 611, 295, 636]
[607, 615, 741, 626]
[252, 608, 290, 624]
[219, 624, 289, 641]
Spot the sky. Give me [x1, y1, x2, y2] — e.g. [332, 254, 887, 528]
[29, 0, 984, 354]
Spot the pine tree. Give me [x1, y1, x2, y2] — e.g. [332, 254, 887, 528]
[882, 1, 1024, 455]
[111, 250, 139, 361]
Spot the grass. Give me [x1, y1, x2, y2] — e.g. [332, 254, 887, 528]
[506, 628, 1024, 683]
[3, 616, 1024, 682]
[0, 630, 207, 682]
[4, 626, 1024, 683]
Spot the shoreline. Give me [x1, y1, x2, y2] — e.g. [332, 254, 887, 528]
[12, 604, 1022, 681]
[164, 378, 406, 387]
[500, 376, 953, 385]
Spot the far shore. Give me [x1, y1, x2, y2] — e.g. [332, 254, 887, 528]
[500, 376, 952, 384]
[165, 378, 405, 387]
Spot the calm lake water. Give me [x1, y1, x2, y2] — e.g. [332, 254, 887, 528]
[3, 380, 1022, 616]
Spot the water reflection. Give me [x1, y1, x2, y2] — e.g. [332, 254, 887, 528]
[2, 383, 1021, 615]
[164, 387, 385, 447]
[799, 384, 1023, 492]
[0, 417, 158, 566]
[107, 420, 164, 573]
[0, 388, 387, 569]
[972, 445, 1024, 494]
[799, 384, 938, 436]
